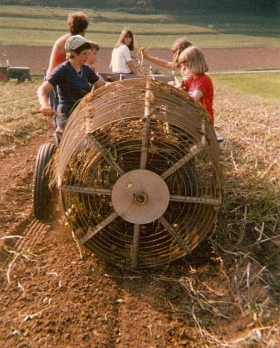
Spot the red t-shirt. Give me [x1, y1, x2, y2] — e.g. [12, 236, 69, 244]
[182, 74, 214, 122]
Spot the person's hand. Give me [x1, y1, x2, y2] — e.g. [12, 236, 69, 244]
[138, 47, 148, 59]
[168, 78, 181, 89]
[168, 80, 176, 86]
[39, 105, 53, 116]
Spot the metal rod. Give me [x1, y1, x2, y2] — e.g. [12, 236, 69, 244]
[170, 194, 221, 205]
[80, 211, 119, 244]
[87, 134, 125, 176]
[60, 185, 112, 196]
[161, 118, 207, 180]
[131, 224, 140, 269]
[161, 143, 205, 180]
[159, 216, 192, 254]
[140, 80, 153, 169]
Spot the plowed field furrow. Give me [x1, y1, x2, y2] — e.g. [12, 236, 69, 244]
[15, 218, 49, 251]
[0, 133, 51, 265]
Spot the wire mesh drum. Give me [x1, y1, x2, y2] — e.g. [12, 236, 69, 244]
[57, 78, 221, 269]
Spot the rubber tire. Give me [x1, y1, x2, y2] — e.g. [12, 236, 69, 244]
[20, 75, 31, 83]
[33, 143, 56, 221]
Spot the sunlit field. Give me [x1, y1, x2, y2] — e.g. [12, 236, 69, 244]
[0, 5, 279, 48]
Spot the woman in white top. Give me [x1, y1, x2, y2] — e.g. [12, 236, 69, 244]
[110, 28, 140, 75]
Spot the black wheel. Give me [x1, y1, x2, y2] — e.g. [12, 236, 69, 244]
[21, 74, 31, 83]
[33, 143, 57, 221]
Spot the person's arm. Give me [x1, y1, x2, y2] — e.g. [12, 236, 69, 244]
[191, 89, 203, 102]
[37, 81, 54, 115]
[127, 60, 140, 75]
[92, 77, 106, 89]
[139, 48, 172, 69]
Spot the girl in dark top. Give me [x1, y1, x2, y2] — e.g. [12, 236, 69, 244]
[38, 35, 105, 132]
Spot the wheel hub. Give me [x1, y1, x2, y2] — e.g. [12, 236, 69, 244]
[112, 169, 170, 224]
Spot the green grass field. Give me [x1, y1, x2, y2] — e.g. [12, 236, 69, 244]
[211, 72, 280, 99]
[0, 5, 279, 48]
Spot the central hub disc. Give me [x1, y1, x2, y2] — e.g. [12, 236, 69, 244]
[134, 192, 147, 205]
[111, 169, 170, 224]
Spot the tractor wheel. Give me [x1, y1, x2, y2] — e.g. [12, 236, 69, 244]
[58, 78, 222, 269]
[33, 143, 57, 221]
[0, 70, 8, 82]
[20, 74, 31, 83]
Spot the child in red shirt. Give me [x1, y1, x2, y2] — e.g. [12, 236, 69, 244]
[179, 46, 214, 123]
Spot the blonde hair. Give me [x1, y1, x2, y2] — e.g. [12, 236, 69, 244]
[179, 46, 209, 75]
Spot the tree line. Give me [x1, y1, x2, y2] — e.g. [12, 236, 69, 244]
[3, 0, 280, 14]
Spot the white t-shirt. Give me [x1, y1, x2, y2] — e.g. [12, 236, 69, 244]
[111, 44, 132, 73]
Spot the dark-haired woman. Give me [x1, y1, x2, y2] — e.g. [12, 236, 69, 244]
[110, 28, 140, 75]
[38, 35, 105, 132]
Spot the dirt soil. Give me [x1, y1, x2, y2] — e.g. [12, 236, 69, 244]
[0, 47, 279, 348]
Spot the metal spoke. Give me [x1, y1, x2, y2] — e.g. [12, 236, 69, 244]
[131, 224, 140, 269]
[80, 211, 119, 244]
[87, 134, 125, 176]
[170, 194, 221, 206]
[161, 142, 205, 180]
[161, 119, 206, 180]
[61, 184, 112, 196]
[159, 216, 192, 254]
